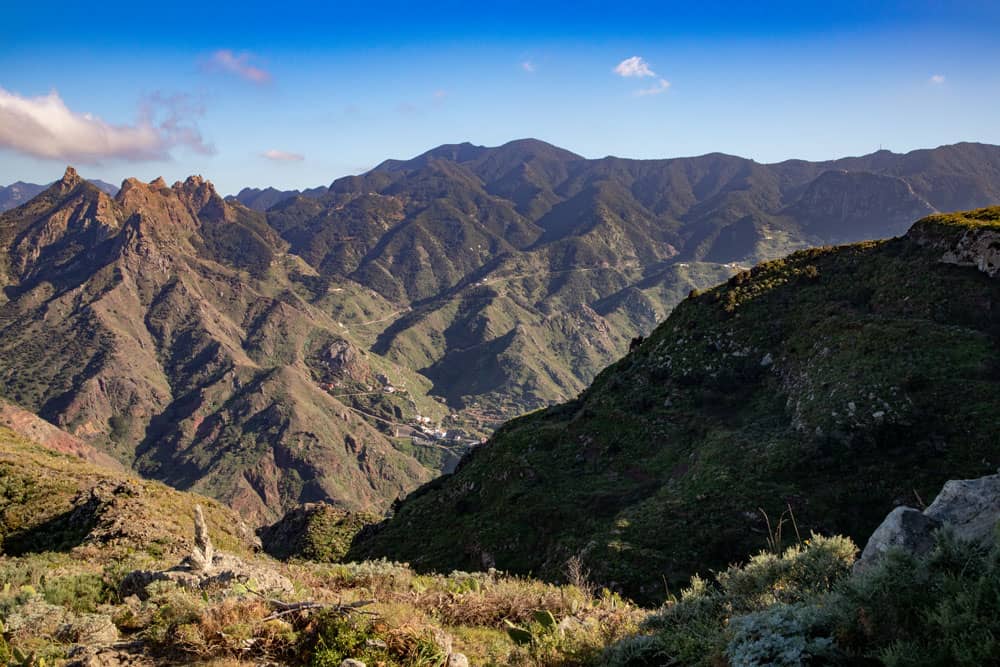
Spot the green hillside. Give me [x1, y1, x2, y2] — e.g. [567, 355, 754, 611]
[352, 208, 1000, 603]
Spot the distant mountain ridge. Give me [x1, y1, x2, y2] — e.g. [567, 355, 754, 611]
[226, 185, 327, 212]
[265, 139, 1000, 420]
[0, 178, 118, 212]
[0, 168, 445, 524]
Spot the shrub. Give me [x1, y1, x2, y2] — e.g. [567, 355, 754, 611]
[726, 603, 839, 666]
[831, 530, 1000, 665]
[41, 573, 110, 614]
[608, 535, 857, 666]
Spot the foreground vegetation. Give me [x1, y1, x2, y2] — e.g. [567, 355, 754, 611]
[3, 422, 997, 665]
[3, 520, 999, 665]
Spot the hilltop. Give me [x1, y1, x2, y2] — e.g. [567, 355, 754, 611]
[352, 207, 1000, 603]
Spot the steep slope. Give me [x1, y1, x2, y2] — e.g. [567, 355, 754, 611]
[352, 208, 1000, 603]
[0, 396, 123, 471]
[0, 424, 258, 559]
[268, 140, 1000, 421]
[0, 168, 435, 524]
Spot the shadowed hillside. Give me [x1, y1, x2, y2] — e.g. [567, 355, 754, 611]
[352, 207, 1000, 603]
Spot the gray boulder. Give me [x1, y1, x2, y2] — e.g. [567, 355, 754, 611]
[854, 507, 942, 573]
[924, 475, 1000, 546]
[855, 473, 1000, 573]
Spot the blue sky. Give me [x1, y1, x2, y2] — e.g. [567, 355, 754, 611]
[1, 0, 998, 194]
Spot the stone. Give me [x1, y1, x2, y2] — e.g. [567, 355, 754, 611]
[447, 653, 470, 667]
[856, 473, 1000, 573]
[340, 660, 367, 667]
[854, 507, 941, 573]
[189, 505, 214, 572]
[925, 474, 1000, 547]
[66, 642, 155, 667]
[59, 613, 119, 645]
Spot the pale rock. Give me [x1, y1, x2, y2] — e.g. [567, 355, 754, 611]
[925, 474, 1000, 546]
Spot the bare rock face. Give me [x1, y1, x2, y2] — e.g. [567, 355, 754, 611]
[939, 227, 1000, 277]
[856, 473, 1000, 572]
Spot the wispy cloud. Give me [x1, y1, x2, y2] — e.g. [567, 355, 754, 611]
[522, 60, 536, 73]
[929, 74, 946, 84]
[0, 86, 213, 163]
[614, 56, 655, 78]
[637, 78, 671, 96]
[261, 149, 304, 162]
[206, 49, 271, 84]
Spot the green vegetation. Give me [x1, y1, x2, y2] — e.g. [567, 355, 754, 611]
[260, 504, 381, 563]
[605, 529, 1000, 666]
[354, 210, 1000, 603]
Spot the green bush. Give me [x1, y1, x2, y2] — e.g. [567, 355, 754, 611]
[41, 573, 109, 614]
[726, 603, 838, 666]
[608, 530, 1000, 666]
[604, 535, 857, 666]
[832, 530, 1000, 665]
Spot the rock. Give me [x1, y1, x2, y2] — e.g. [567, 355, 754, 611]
[189, 505, 214, 572]
[855, 507, 942, 572]
[856, 473, 1000, 573]
[447, 653, 470, 667]
[59, 613, 119, 645]
[760, 353, 773, 367]
[340, 660, 367, 667]
[66, 641, 154, 667]
[925, 474, 1000, 546]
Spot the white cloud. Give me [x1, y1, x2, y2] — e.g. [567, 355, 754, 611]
[522, 60, 536, 73]
[0, 87, 213, 164]
[614, 56, 655, 78]
[207, 49, 271, 84]
[637, 78, 671, 96]
[261, 149, 304, 162]
[929, 74, 946, 84]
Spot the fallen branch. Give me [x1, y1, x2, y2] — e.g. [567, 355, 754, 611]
[249, 587, 377, 622]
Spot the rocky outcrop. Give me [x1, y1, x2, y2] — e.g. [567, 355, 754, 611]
[121, 508, 293, 599]
[856, 473, 1000, 572]
[908, 208, 1000, 277]
[853, 507, 942, 572]
[939, 226, 1000, 277]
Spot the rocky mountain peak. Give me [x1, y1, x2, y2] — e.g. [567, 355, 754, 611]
[60, 166, 81, 185]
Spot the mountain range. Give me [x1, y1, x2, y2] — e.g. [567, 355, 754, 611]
[1, 139, 1000, 525]
[352, 207, 1000, 603]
